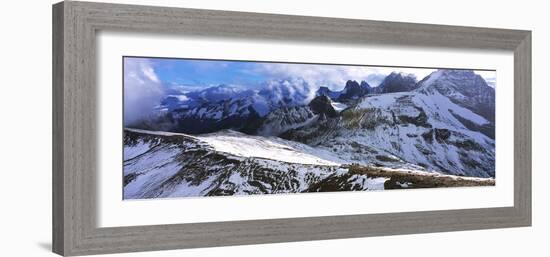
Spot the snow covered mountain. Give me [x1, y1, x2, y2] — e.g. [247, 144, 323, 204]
[124, 128, 493, 199]
[417, 69, 495, 123]
[282, 70, 495, 178]
[138, 72, 425, 135]
[123, 128, 384, 199]
[136, 78, 318, 134]
[124, 69, 497, 199]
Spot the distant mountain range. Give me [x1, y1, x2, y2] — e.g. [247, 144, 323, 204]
[316, 72, 419, 99]
[124, 69, 496, 198]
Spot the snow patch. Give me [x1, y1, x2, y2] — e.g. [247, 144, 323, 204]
[198, 130, 341, 166]
[331, 102, 348, 112]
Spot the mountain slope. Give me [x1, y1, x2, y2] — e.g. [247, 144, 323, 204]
[254, 95, 347, 136]
[124, 128, 494, 199]
[281, 71, 495, 178]
[124, 129, 380, 199]
[417, 70, 495, 122]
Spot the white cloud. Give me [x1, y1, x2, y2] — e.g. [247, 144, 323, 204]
[141, 64, 160, 83]
[124, 58, 164, 126]
[254, 63, 437, 90]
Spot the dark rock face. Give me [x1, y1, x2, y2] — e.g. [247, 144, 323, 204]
[315, 80, 371, 103]
[421, 128, 460, 144]
[337, 80, 371, 102]
[421, 130, 434, 143]
[308, 95, 338, 118]
[360, 81, 372, 91]
[396, 107, 431, 128]
[434, 128, 451, 142]
[376, 72, 418, 93]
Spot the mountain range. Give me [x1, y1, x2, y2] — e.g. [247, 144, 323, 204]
[124, 69, 496, 198]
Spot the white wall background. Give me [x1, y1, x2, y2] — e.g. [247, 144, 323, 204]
[0, 0, 547, 256]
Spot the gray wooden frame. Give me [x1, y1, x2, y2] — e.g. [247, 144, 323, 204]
[52, 1, 531, 256]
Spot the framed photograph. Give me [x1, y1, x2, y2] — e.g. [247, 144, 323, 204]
[52, 1, 531, 256]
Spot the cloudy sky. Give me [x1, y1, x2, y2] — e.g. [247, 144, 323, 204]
[125, 57, 496, 91]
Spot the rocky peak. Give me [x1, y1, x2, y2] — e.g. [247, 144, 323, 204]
[338, 80, 371, 102]
[419, 69, 495, 122]
[317, 86, 332, 96]
[308, 95, 338, 118]
[360, 80, 372, 90]
[377, 72, 418, 93]
[316, 86, 341, 100]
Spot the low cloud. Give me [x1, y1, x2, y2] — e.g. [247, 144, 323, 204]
[124, 58, 164, 126]
[254, 63, 436, 89]
[255, 63, 377, 91]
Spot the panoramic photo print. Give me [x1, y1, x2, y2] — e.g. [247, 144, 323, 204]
[123, 57, 496, 199]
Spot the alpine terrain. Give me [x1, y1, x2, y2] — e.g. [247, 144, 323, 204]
[124, 68, 496, 199]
